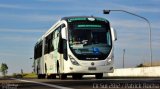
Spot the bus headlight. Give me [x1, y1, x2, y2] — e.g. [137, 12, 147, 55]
[107, 58, 112, 65]
[69, 55, 80, 66]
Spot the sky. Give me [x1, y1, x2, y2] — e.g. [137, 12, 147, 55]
[0, 0, 160, 75]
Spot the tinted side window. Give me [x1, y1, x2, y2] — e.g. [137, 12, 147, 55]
[34, 41, 42, 59]
[44, 32, 54, 54]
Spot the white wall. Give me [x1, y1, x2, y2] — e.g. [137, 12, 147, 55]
[104, 66, 160, 77]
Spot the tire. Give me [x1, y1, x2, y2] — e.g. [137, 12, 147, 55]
[72, 74, 83, 79]
[95, 73, 103, 79]
[47, 75, 51, 79]
[51, 74, 56, 79]
[57, 64, 67, 79]
[77, 74, 83, 79]
[60, 74, 67, 79]
[47, 74, 56, 79]
[38, 74, 41, 79]
[72, 74, 77, 79]
[41, 74, 46, 79]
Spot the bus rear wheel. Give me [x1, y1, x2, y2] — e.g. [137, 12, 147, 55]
[38, 74, 41, 79]
[38, 74, 46, 79]
[95, 73, 103, 79]
[51, 74, 56, 79]
[59, 74, 67, 79]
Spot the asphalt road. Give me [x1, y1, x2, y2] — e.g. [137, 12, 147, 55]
[0, 77, 160, 89]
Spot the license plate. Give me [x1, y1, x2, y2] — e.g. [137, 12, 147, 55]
[88, 67, 96, 70]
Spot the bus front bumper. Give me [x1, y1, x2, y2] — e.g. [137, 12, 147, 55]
[65, 65, 114, 74]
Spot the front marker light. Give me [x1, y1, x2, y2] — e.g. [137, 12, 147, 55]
[107, 58, 112, 65]
[69, 55, 80, 66]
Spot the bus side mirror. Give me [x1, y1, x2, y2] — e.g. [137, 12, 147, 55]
[111, 27, 117, 41]
[61, 27, 67, 40]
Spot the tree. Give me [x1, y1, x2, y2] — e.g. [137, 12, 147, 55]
[136, 63, 148, 67]
[0, 63, 8, 77]
[136, 63, 144, 67]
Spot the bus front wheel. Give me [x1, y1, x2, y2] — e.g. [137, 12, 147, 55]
[57, 64, 67, 79]
[72, 74, 83, 79]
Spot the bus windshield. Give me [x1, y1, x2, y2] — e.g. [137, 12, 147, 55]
[68, 19, 112, 60]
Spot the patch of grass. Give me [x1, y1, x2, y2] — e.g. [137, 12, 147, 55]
[23, 73, 37, 78]
[12, 73, 37, 78]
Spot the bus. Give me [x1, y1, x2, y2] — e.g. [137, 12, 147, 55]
[34, 16, 117, 79]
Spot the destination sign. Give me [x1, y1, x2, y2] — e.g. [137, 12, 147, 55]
[77, 25, 102, 28]
[67, 17, 107, 22]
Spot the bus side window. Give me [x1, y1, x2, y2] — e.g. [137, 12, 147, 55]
[35, 41, 42, 58]
[44, 32, 54, 54]
[52, 31, 55, 51]
[50, 32, 54, 51]
[44, 38, 48, 54]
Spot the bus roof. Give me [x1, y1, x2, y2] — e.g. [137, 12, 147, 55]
[35, 16, 109, 46]
[61, 16, 109, 22]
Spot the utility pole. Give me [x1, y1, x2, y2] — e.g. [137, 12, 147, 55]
[103, 9, 152, 66]
[123, 49, 125, 68]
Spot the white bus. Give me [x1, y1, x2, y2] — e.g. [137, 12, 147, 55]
[34, 16, 117, 79]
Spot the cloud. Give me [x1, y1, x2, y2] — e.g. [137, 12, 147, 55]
[109, 19, 160, 30]
[0, 1, 159, 14]
[0, 13, 61, 22]
[36, 0, 74, 2]
[0, 2, 93, 11]
[0, 52, 20, 57]
[0, 28, 44, 42]
[0, 28, 45, 33]
[0, 3, 35, 10]
[107, 2, 160, 13]
[0, 3, 22, 9]
[111, 19, 147, 29]
[23, 14, 61, 22]
[0, 35, 37, 42]
[118, 5, 160, 13]
[0, 28, 45, 42]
